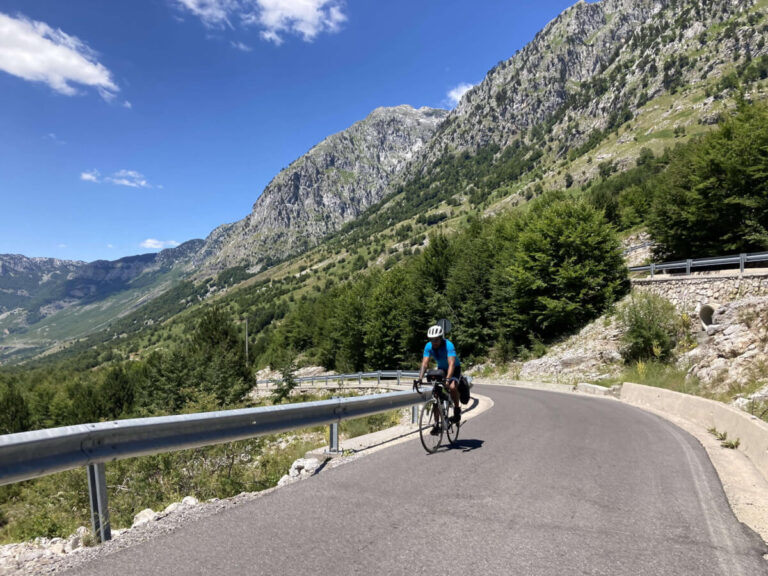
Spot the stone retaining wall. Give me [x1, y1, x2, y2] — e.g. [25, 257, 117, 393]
[632, 272, 768, 314]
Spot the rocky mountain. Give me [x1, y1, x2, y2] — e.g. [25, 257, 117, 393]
[418, 0, 766, 182]
[192, 105, 448, 273]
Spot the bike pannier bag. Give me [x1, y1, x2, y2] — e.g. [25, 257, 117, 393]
[458, 376, 470, 405]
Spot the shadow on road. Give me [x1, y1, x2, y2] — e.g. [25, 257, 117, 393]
[463, 396, 479, 413]
[451, 438, 484, 452]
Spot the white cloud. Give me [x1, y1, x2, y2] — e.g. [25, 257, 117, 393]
[80, 169, 101, 183]
[230, 40, 253, 51]
[0, 12, 118, 100]
[447, 83, 474, 107]
[175, 0, 239, 28]
[81, 169, 156, 188]
[141, 239, 180, 250]
[251, 0, 347, 44]
[175, 0, 347, 45]
[44, 132, 66, 144]
[107, 169, 152, 188]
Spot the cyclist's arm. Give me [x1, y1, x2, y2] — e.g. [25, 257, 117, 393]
[418, 354, 430, 380]
[446, 355, 456, 382]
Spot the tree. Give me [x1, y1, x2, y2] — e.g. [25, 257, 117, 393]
[101, 365, 135, 419]
[418, 232, 452, 293]
[326, 274, 376, 371]
[648, 102, 768, 258]
[271, 356, 298, 404]
[364, 266, 420, 369]
[503, 193, 629, 344]
[189, 306, 250, 406]
[446, 216, 494, 359]
[0, 381, 31, 434]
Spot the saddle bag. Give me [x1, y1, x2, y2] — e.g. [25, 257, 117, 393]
[425, 369, 445, 382]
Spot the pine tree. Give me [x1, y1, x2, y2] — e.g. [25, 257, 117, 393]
[649, 102, 768, 258]
[0, 381, 30, 434]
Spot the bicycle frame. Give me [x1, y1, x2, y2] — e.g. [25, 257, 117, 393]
[431, 383, 453, 427]
[417, 379, 460, 453]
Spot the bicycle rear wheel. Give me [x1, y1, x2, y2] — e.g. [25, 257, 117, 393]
[419, 400, 442, 453]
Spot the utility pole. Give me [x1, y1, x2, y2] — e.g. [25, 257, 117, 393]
[244, 317, 249, 367]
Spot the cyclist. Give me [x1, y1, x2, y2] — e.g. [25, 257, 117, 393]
[417, 324, 462, 431]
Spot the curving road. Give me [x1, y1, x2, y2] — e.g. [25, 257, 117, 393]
[62, 385, 768, 576]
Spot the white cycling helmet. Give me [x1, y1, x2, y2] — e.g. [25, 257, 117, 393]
[427, 325, 444, 339]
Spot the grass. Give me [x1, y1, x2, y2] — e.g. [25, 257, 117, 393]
[601, 360, 701, 395]
[708, 426, 741, 449]
[340, 408, 404, 439]
[0, 433, 326, 545]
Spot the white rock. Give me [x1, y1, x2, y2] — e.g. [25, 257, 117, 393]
[289, 458, 320, 478]
[277, 474, 295, 487]
[163, 502, 182, 515]
[132, 508, 158, 527]
[181, 496, 199, 507]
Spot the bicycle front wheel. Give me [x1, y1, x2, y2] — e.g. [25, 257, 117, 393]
[446, 417, 460, 446]
[419, 400, 442, 453]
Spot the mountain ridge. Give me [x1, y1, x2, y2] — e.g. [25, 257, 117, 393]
[190, 104, 448, 275]
[2, 0, 767, 363]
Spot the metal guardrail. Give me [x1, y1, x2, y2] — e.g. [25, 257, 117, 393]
[0, 371, 427, 544]
[255, 370, 420, 386]
[628, 251, 768, 277]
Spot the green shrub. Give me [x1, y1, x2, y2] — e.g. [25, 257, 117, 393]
[617, 292, 679, 361]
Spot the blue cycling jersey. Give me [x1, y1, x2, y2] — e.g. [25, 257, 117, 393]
[423, 339, 460, 371]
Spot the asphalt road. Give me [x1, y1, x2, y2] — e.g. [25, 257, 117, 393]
[62, 385, 768, 576]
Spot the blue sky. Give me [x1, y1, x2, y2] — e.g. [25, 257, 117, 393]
[0, 0, 577, 262]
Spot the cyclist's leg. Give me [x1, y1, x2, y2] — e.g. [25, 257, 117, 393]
[447, 375, 461, 421]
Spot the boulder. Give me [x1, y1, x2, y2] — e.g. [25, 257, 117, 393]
[132, 508, 158, 527]
[181, 496, 199, 507]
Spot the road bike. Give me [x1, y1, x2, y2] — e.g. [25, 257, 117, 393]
[413, 370, 460, 453]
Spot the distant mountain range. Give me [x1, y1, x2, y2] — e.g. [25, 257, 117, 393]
[2, 0, 766, 362]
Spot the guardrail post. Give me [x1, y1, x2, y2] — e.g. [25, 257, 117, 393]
[327, 396, 340, 454]
[650, 263, 655, 278]
[358, 374, 362, 387]
[397, 370, 401, 386]
[411, 404, 419, 424]
[686, 259, 692, 275]
[87, 463, 111, 543]
[740, 253, 746, 274]
[329, 421, 339, 453]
